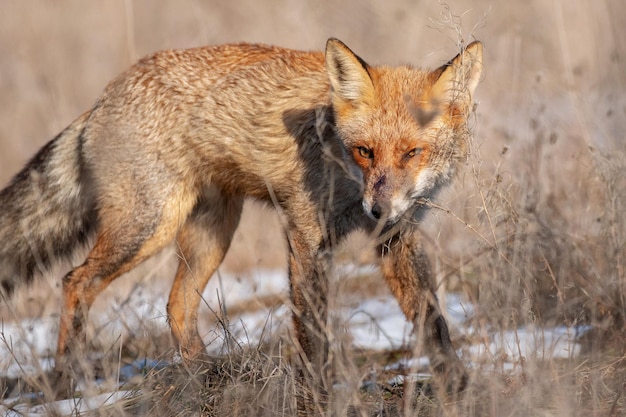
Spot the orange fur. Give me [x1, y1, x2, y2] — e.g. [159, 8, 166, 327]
[0, 38, 482, 395]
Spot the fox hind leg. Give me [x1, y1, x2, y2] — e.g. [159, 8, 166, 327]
[56, 186, 198, 372]
[167, 189, 244, 362]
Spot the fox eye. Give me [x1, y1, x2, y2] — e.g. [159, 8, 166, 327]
[357, 146, 373, 159]
[405, 148, 422, 159]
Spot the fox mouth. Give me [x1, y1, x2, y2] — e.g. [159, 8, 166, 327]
[362, 200, 404, 229]
[362, 195, 431, 229]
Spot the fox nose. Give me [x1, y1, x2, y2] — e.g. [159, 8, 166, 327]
[370, 203, 383, 220]
[363, 199, 389, 222]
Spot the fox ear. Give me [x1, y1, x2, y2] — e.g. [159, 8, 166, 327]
[431, 41, 483, 104]
[325, 38, 375, 105]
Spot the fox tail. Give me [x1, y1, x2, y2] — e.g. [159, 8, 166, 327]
[0, 111, 97, 295]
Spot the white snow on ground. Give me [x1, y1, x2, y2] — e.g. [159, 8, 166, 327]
[1, 267, 589, 414]
[1, 390, 135, 416]
[0, 318, 57, 378]
[466, 325, 585, 371]
[0, 268, 587, 372]
[345, 297, 412, 350]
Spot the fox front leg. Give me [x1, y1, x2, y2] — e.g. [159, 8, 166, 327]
[284, 219, 333, 414]
[378, 228, 468, 393]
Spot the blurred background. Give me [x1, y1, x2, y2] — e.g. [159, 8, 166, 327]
[0, 0, 624, 341]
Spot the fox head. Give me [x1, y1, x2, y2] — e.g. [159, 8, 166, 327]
[325, 38, 483, 224]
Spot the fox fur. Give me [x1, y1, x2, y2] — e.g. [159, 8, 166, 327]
[0, 38, 482, 393]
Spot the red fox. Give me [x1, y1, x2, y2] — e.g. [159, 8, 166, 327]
[0, 38, 482, 393]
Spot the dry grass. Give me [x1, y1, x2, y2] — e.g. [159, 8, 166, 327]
[1, 1, 625, 416]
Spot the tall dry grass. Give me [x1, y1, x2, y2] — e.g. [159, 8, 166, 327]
[1, 1, 625, 416]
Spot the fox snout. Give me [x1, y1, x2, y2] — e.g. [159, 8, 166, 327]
[362, 196, 384, 222]
[362, 198, 390, 222]
[361, 171, 413, 224]
[365, 173, 388, 220]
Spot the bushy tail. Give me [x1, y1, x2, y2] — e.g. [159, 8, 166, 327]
[0, 111, 97, 295]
